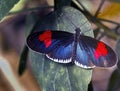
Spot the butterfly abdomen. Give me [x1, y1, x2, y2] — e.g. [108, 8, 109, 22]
[72, 28, 81, 62]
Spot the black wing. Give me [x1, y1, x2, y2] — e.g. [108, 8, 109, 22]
[75, 35, 117, 68]
[27, 30, 74, 63]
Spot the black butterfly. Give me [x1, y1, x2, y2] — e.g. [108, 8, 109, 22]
[27, 28, 117, 68]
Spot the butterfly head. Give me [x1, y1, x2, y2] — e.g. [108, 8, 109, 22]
[75, 28, 81, 34]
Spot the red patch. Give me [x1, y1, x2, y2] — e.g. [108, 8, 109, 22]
[94, 42, 108, 60]
[39, 30, 52, 48]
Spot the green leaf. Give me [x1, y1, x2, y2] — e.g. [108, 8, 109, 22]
[29, 6, 93, 91]
[107, 69, 120, 91]
[18, 12, 40, 75]
[18, 45, 28, 75]
[0, 0, 19, 20]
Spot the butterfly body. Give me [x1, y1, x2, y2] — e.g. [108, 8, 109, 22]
[72, 28, 82, 64]
[27, 28, 117, 68]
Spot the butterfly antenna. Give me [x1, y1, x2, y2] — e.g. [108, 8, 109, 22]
[57, 9, 78, 28]
[57, 8, 92, 34]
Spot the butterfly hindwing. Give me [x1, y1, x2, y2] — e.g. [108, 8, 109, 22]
[27, 30, 74, 63]
[46, 37, 74, 63]
[75, 41, 94, 68]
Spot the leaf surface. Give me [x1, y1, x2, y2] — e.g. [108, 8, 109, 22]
[29, 6, 93, 91]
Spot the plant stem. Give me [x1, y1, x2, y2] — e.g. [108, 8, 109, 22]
[94, 0, 105, 17]
[54, 0, 72, 10]
[72, 0, 118, 40]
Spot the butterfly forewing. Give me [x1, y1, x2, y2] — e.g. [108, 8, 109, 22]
[76, 35, 117, 67]
[27, 30, 74, 63]
[27, 31, 53, 53]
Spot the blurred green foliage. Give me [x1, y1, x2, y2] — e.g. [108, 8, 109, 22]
[0, 0, 19, 20]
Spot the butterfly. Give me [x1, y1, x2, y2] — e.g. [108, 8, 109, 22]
[27, 28, 117, 68]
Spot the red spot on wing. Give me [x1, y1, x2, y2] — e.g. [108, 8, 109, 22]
[39, 30, 52, 48]
[94, 42, 108, 60]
